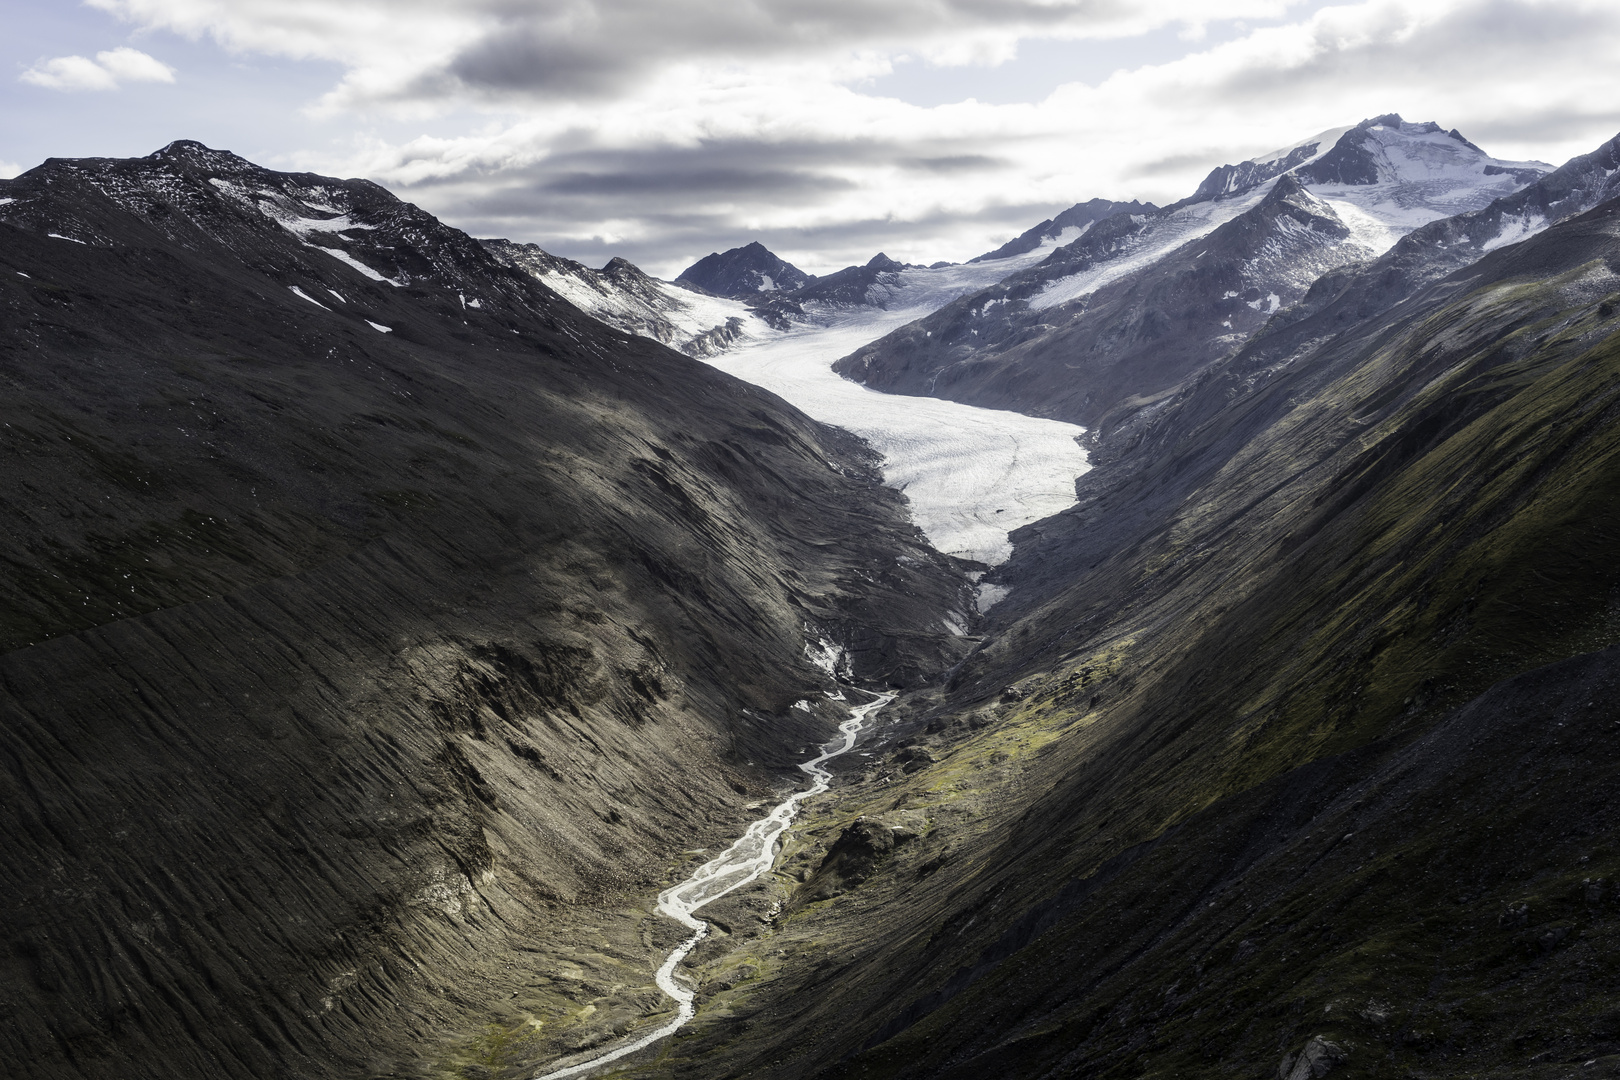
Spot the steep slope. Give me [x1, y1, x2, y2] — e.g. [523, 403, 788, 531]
[835, 116, 1552, 427]
[0, 143, 971, 1080]
[638, 193, 1620, 1079]
[676, 241, 813, 297]
[968, 198, 1157, 264]
[482, 239, 757, 356]
[838, 173, 1357, 427]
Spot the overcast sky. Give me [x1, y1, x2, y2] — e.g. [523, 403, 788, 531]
[5, 0, 1620, 277]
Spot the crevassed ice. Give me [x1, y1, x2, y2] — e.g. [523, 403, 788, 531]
[704, 306, 1088, 565]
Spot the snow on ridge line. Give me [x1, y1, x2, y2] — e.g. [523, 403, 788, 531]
[1028, 186, 1268, 312]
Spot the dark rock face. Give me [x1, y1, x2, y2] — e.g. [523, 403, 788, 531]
[969, 199, 1157, 263]
[675, 240, 812, 296]
[1293, 113, 1407, 184]
[1187, 141, 1320, 202]
[0, 143, 971, 1079]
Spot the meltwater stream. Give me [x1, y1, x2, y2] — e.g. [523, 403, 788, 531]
[535, 689, 894, 1080]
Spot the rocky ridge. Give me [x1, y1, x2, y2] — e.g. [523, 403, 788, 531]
[833, 115, 1558, 429]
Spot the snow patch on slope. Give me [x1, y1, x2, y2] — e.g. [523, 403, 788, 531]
[318, 246, 403, 285]
[1482, 211, 1549, 253]
[288, 285, 329, 310]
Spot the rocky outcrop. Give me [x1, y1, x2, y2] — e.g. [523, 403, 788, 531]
[1279, 1036, 1347, 1080]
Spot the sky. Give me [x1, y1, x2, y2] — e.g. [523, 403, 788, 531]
[4, 0, 1620, 278]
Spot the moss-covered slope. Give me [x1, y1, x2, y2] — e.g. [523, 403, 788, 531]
[648, 198, 1620, 1080]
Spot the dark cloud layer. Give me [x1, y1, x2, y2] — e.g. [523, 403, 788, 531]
[449, 188, 1072, 276]
[371, 0, 1188, 102]
[400, 133, 1012, 217]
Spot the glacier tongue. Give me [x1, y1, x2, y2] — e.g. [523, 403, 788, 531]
[697, 249, 1091, 566]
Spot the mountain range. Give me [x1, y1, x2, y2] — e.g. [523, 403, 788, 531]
[4, 111, 1620, 1080]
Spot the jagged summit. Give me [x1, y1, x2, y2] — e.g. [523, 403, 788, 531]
[675, 240, 812, 297]
[1293, 113, 1537, 186]
[1186, 142, 1323, 203]
[1174, 115, 1550, 213]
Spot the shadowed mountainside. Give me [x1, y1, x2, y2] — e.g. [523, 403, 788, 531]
[0, 143, 972, 1080]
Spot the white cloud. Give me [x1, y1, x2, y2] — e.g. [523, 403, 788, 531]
[96, 46, 180, 83]
[79, 0, 1620, 275]
[20, 47, 176, 92]
[0, 160, 23, 179]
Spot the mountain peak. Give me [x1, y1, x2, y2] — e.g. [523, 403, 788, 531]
[1294, 115, 1531, 188]
[1357, 112, 1406, 130]
[148, 140, 254, 171]
[1260, 169, 1310, 202]
[675, 241, 812, 297]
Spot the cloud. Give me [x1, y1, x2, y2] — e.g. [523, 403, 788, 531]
[88, 0, 1296, 107]
[20, 47, 176, 92]
[0, 161, 23, 179]
[82, 0, 1620, 276]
